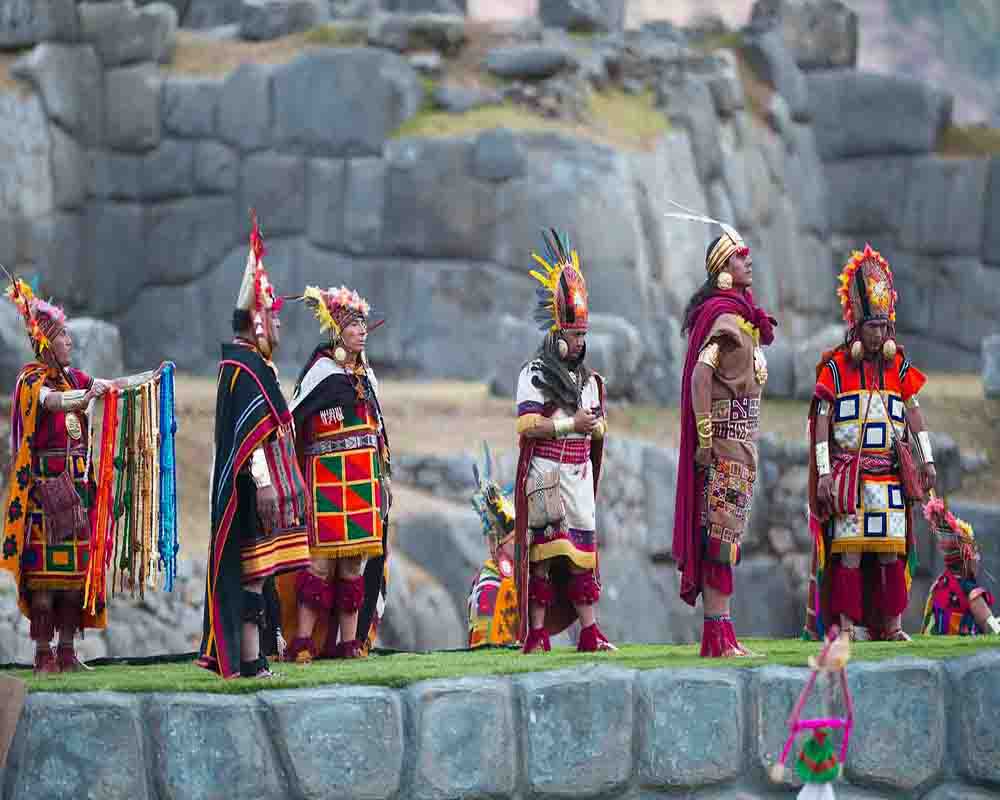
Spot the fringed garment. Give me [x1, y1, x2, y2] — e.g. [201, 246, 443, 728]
[198, 342, 310, 678]
[467, 558, 518, 648]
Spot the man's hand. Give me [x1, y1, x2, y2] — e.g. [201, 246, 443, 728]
[256, 484, 280, 533]
[573, 408, 598, 435]
[816, 474, 834, 520]
[921, 463, 937, 493]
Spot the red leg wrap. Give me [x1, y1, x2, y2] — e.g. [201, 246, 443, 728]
[56, 642, 84, 673]
[296, 570, 335, 612]
[29, 608, 55, 643]
[528, 575, 556, 608]
[334, 575, 366, 613]
[33, 647, 58, 675]
[334, 639, 365, 659]
[874, 559, 908, 618]
[522, 627, 551, 654]
[567, 572, 601, 607]
[577, 623, 615, 652]
[284, 636, 316, 663]
[700, 616, 728, 658]
[830, 563, 864, 624]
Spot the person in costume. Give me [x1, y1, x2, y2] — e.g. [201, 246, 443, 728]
[197, 213, 311, 679]
[804, 245, 937, 643]
[1, 277, 120, 674]
[467, 443, 518, 648]
[921, 496, 1000, 636]
[280, 285, 391, 662]
[514, 229, 613, 654]
[668, 206, 776, 658]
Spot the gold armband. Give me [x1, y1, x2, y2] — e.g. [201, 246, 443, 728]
[905, 395, 920, 410]
[697, 342, 720, 370]
[516, 414, 542, 436]
[917, 430, 934, 463]
[696, 413, 713, 449]
[593, 418, 607, 440]
[553, 417, 575, 437]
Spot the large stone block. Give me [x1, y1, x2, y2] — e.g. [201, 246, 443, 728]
[410, 677, 517, 800]
[923, 786, 1000, 800]
[638, 669, 744, 789]
[185, 0, 242, 27]
[0, 303, 34, 389]
[104, 63, 161, 152]
[658, 74, 722, 183]
[0, 0, 78, 48]
[792, 323, 843, 400]
[383, 137, 497, 260]
[343, 157, 387, 254]
[731, 556, 800, 637]
[900, 157, 988, 257]
[519, 666, 635, 796]
[539, 0, 625, 33]
[470, 127, 526, 183]
[145, 195, 239, 285]
[807, 71, 949, 160]
[142, 139, 195, 199]
[394, 499, 482, 611]
[306, 157, 346, 249]
[0, 92, 54, 218]
[145, 694, 285, 800]
[985, 157, 1000, 267]
[218, 62, 273, 152]
[50, 125, 86, 210]
[83, 202, 146, 315]
[484, 45, 573, 80]
[8, 693, 148, 800]
[260, 687, 403, 800]
[67, 317, 125, 378]
[240, 0, 327, 42]
[641, 445, 678, 557]
[367, 12, 466, 54]
[9, 43, 102, 145]
[79, 1, 177, 66]
[380, 549, 467, 651]
[984, 334, 1000, 399]
[24, 212, 86, 307]
[162, 76, 221, 138]
[89, 149, 143, 200]
[844, 660, 945, 791]
[785, 123, 827, 236]
[825, 157, 909, 235]
[742, 30, 809, 121]
[720, 138, 775, 230]
[241, 152, 306, 235]
[750, 0, 858, 70]
[273, 48, 421, 157]
[194, 140, 239, 193]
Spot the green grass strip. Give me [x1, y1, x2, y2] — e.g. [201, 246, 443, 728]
[8, 636, 998, 695]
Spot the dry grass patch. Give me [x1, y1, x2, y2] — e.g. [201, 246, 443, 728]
[0, 49, 34, 94]
[938, 125, 1000, 158]
[165, 29, 322, 77]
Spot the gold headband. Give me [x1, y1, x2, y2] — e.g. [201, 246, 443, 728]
[706, 231, 748, 276]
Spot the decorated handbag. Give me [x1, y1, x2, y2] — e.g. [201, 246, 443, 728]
[526, 437, 567, 529]
[38, 439, 89, 545]
[877, 387, 923, 502]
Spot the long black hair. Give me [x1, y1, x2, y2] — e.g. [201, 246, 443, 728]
[681, 236, 722, 335]
[526, 331, 591, 412]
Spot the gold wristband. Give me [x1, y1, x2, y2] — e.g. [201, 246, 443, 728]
[815, 441, 831, 476]
[696, 413, 713, 449]
[698, 342, 720, 369]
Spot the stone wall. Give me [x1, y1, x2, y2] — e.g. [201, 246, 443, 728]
[3, 652, 1000, 799]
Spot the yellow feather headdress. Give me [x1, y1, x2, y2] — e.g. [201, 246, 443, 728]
[529, 229, 588, 332]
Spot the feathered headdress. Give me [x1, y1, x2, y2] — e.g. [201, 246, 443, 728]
[923, 495, 979, 575]
[2, 267, 65, 355]
[529, 229, 589, 332]
[471, 442, 515, 545]
[301, 285, 371, 340]
[837, 244, 896, 328]
[663, 199, 749, 276]
[235, 210, 283, 340]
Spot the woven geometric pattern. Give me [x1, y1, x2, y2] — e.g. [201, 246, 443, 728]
[310, 448, 383, 551]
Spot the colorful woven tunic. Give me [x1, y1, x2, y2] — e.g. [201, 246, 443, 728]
[515, 361, 604, 570]
[2, 364, 106, 630]
[198, 342, 311, 678]
[805, 349, 926, 637]
[468, 558, 518, 648]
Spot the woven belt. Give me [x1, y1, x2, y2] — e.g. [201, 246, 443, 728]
[711, 396, 760, 442]
[305, 432, 378, 456]
[534, 438, 590, 465]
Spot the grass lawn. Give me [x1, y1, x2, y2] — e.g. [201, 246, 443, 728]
[8, 637, 998, 695]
